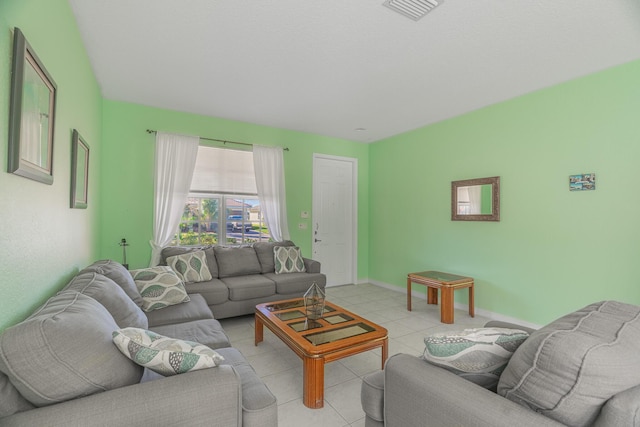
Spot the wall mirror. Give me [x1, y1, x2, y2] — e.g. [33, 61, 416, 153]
[451, 176, 500, 221]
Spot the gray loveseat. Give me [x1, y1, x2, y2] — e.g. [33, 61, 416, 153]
[362, 301, 640, 427]
[160, 240, 326, 319]
[0, 260, 278, 427]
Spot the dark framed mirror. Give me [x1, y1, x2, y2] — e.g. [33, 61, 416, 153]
[451, 176, 500, 221]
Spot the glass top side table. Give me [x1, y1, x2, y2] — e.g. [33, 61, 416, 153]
[407, 270, 474, 324]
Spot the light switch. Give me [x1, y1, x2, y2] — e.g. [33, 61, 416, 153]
[298, 223, 308, 230]
[301, 211, 309, 218]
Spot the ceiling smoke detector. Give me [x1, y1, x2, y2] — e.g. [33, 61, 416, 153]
[383, 0, 444, 21]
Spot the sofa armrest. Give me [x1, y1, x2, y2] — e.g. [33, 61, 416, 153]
[0, 366, 241, 427]
[303, 257, 321, 274]
[384, 354, 565, 427]
[593, 383, 640, 426]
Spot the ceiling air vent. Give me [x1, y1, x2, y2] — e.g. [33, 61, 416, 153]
[383, 0, 444, 21]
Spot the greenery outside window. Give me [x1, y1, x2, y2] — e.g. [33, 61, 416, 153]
[174, 194, 271, 245]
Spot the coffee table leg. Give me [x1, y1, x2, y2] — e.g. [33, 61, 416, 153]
[469, 284, 475, 318]
[255, 316, 264, 346]
[406, 277, 412, 311]
[303, 357, 324, 409]
[441, 287, 454, 324]
[381, 338, 389, 370]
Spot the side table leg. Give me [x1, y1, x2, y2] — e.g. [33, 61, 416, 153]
[303, 357, 324, 409]
[427, 287, 438, 305]
[440, 287, 454, 324]
[469, 284, 475, 318]
[406, 277, 412, 311]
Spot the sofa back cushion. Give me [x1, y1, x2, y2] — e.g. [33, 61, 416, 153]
[161, 246, 219, 278]
[497, 300, 640, 427]
[214, 246, 261, 278]
[0, 372, 34, 417]
[81, 259, 144, 307]
[0, 292, 143, 407]
[253, 241, 295, 273]
[62, 272, 148, 329]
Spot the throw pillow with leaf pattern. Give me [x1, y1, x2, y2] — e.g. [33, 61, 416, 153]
[166, 250, 213, 283]
[274, 246, 306, 274]
[112, 328, 224, 376]
[129, 266, 190, 311]
[422, 327, 529, 390]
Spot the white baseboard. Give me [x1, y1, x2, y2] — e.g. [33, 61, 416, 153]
[367, 279, 542, 330]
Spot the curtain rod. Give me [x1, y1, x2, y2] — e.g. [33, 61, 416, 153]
[146, 129, 289, 151]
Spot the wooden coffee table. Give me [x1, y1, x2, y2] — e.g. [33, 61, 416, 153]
[255, 298, 388, 409]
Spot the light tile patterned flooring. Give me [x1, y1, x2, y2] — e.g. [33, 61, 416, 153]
[219, 283, 490, 427]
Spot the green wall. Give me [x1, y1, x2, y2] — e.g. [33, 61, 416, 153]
[100, 101, 370, 277]
[369, 59, 640, 325]
[0, 0, 102, 331]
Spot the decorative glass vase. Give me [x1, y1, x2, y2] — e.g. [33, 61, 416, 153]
[304, 282, 325, 320]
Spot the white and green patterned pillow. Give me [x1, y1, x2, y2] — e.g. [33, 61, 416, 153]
[129, 266, 190, 312]
[112, 327, 224, 376]
[422, 327, 529, 390]
[166, 250, 213, 283]
[274, 246, 306, 274]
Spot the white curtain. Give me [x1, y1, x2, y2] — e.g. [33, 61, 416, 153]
[149, 132, 199, 266]
[253, 145, 290, 241]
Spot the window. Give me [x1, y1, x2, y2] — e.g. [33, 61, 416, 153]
[173, 146, 272, 246]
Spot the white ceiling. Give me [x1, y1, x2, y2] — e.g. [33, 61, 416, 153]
[68, 0, 640, 143]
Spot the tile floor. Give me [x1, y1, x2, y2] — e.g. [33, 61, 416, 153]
[219, 283, 490, 427]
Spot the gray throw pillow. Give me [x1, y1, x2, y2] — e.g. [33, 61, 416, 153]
[81, 259, 144, 307]
[61, 272, 148, 329]
[497, 300, 640, 427]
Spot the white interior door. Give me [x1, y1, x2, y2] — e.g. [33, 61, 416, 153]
[312, 154, 357, 287]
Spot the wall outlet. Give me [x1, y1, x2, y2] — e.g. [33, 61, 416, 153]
[298, 223, 308, 230]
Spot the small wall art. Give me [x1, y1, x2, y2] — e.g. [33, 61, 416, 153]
[569, 173, 595, 191]
[7, 28, 57, 185]
[71, 129, 90, 208]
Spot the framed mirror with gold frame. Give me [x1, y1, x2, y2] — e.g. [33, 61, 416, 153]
[451, 176, 500, 221]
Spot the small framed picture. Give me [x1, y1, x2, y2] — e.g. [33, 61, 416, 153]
[71, 129, 90, 208]
[569, 173, 595, 191]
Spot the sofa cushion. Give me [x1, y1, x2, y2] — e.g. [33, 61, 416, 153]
[422, 327, 529, 390]
[264, 272, 326, 295]
[166, 250, 213, 283]
[130, 266, 190, 312]
[61, 272, 148, 329]
[184, 279, 229, 305]
[253, 240, 295, 273]
[150, 318, 231, 350]
[215, 246, 261, 278]
[498, 300, 640, 427]
[113, 328, 224, 376]
[161, 246, 219, 278]
[222, 275, 276, 301]
[145, 293, 214, 328]
[274, 246, 306, 274]
[0, 372, 34, 417]
[0, 292, 143, 407]
[81, 259, 144, 307]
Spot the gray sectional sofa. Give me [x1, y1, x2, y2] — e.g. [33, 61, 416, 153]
[361, 301, 640, 427]
[160, 240, 327, 319]
[0, 258, 287, 426]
